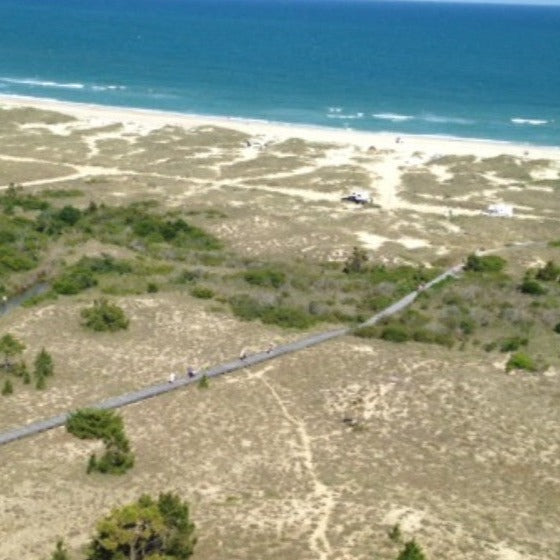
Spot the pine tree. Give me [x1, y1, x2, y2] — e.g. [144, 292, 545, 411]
[396, 540, 427, 560]
[34, 348, 54, 378]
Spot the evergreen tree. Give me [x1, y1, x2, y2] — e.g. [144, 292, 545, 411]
[87, 493, 196, 560]
[396, 540, 427, 560]
[34, 348, 54, 378]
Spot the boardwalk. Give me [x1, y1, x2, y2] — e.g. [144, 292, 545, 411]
[0, 242, 544, 447]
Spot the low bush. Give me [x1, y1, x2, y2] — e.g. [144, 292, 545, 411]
[519, 277, 547, 295]
[506, 352, 538, 372]
[244, 267, 286, 288]
[190, 285, 214, 299]
[66, 408, 134, 474]
[229, 294, 316, 329]
[555, 322, 560, 334]
[53, 270, 97, 295]
[80, 299, 129, 332]
[464, 254, 506, 273]
[500, 336, 528, 352]
[380, 325, 410, 343]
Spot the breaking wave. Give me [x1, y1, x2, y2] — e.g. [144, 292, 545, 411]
[372, 112, 414, 122]
[0, 77, 127, 92]
[511, 117, 549, 126]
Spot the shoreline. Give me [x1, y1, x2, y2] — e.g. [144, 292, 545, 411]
[1, 93, 559, 160]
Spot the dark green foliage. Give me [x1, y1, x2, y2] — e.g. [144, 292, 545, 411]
[57, 205, 82, 226]
[2, 379, 13, 395]
[53, 269, 97, 295]
[87, 493, 196, 560]
[50, 539, 70, 560]
[554, 322, 560, 334]
[464, 254, 506, 273]
[147, 282, 159, 293]
[536, 260, 560, 282]
[506, 352, 538, 372]
[229, 294, 316, 329]
[53, 255, 132, 295]
[66, 408, 124, 441]
[66, 409, 134, 475]
[380, 325, 410, 343]
[80, 299, 129, 332]
[190, 285, 214, 299]
[500, 336, 528, 352]
[34, 348, 54, 378]
[244, 267, 286, 288]
[397, 540, 427, 560]
[519, 277, 547, 295]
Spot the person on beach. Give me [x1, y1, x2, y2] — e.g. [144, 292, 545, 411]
[168, 372, 176, 383]
[187, 366, 196, 378]
[266, 343, 274, 354]
[239, 348, 248, 360]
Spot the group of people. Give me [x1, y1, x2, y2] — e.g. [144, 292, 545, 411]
[168, 366, 197, 384]
[168, 343, 276, 383]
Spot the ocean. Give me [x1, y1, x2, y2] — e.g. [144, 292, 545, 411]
[0, 0, 559, 145]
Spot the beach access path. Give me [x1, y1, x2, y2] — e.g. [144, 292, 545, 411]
[0, 242, 543, 447]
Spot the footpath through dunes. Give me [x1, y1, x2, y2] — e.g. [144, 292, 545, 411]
[0, 261, 469, 447]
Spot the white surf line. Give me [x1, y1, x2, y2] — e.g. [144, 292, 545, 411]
[261, 376, 335, 560]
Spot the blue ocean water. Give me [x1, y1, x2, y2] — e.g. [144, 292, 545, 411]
[0, 0, 559, 145]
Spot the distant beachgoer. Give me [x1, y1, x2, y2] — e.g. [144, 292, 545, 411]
[239, 348, 248, 360]
[168, 372, 176, 383]
[187, 366, 196, 378]
[266, 343, 274, 354]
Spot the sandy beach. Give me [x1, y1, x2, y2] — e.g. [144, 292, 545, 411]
[1, 94, 559, 160]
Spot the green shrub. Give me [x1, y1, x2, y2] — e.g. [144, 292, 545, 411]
[198, 375, 210, 390]
[554, 322, 560, 334]
[229, 294, 315, 329]
[80, 299, 129, 331]
[190, 285, 214, 299]
[519, 277, 547, 295]
[464, 254, 506, 273]
[66, 408, 134, 474]
[380, 325, 410, 343]
[506, 352, 538, 372]
[53, 270, 97, 295]
[244, 267, 286, 288]
[500, 336, 528, 352]
[397, 539, 427, 560]
[147, 282, 159, 293]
